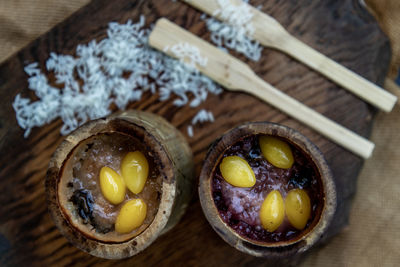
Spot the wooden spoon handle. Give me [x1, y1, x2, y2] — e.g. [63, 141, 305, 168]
[149, 18, 375, 159]
[274, 33, 396, 112]
[246, 75, 375, 159]
[182, 0, 397, 112]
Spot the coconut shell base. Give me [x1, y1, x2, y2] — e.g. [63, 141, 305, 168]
[199, 122, 336, 259]
[46, 110, 194, 259]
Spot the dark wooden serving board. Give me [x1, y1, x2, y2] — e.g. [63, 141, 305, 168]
[0, 0, 390, 266]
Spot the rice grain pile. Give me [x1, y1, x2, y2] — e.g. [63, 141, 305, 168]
[202, 0, 263, 61]
[13, 16, 222, 138]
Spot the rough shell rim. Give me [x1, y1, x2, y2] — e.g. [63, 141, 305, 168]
[46, 111, 176, 259]
[198, 122, 337, 258]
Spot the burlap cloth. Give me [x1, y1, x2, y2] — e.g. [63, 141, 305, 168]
[1, 0, 399, 266]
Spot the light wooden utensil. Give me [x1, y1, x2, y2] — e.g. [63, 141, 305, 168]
[180, 0, 397, 112]
[149, 18, 374, 159]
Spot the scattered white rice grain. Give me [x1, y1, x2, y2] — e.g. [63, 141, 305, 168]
[187, 125, 194, 137]
[13, 16, 221, 138]
[191, 109, 215, 125]
[165, 42, 208, 68]
[186, 109, 215, 138]
[202, 0, 263, 61]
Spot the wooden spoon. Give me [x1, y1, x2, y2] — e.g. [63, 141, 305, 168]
[149, 18, 375, 159]
[180, 0, 397, 112]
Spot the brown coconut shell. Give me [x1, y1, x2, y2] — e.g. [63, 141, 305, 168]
[46, 110, 194, 259]
[199, 122, 336, 259]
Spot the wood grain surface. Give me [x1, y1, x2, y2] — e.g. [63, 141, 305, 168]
[0, 0, 390, 266]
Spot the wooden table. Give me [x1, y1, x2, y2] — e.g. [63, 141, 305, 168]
[0, 0, 390, 265]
